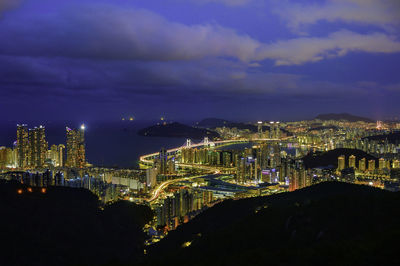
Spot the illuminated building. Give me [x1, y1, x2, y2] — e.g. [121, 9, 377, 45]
[257, 121, 263, 138]
[49, 144, 58, 164]
[28, 126, 48, 168]
[0, 147, 16, 169]
[275, 122, 281, 139]
[16, 124, 29, 168]
[269, 122, 274, 138]
[376, 120, 383, 130]
[66, 125, 86, 168]
[349, 155, 356, 169]
[289, 161, 310, 192]
[268, 121, 281, 139]
[379, 158, 386, 170]
[158, 148, 168, 175]
[58, 144, 65, 167]
[393, 160, 400, 169]
[368, 160, 375, 171]
[236, 157, 246, 184]
[146, 168, 158, 188]
[359, 158, 366, 171]
[338, 155, 345, 171]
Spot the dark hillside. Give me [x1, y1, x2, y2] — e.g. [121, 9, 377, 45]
[0, 181, 153, 266]
[146, 182, 400, 266]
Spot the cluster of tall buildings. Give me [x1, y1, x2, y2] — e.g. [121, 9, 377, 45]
[235, 144, 282, 184]
[16, 125, 48, 168]
[155, 188, 213, 230]
[215, 121, 284, 140]
[337, 155, 400, 173]
[0, 124, 86, 170]
[286, 160, 312, 191]
[146, 148, 176, 188]
[181, 147, 237, 167]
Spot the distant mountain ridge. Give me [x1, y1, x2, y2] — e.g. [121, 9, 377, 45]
[315, 113, 373, 123]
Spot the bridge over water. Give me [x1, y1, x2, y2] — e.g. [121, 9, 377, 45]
[139, 136, 294, 166]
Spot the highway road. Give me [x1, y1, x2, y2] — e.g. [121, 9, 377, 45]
[147, 175, 208, 202]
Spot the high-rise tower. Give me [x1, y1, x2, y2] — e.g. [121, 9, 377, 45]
[349, 155, 356, 169]
[28, 126, 48, 168]
[338, 155, 345, 171]
[66, 125, 86, 168]
[58, 144, 65, 167]
[16, 124, 29, 168]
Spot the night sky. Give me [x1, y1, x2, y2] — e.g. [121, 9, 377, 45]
[1, 0, 400, 122]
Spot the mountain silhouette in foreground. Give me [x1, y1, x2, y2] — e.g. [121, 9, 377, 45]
[0, 180, 153, 266]
[146, 182, 400, 266]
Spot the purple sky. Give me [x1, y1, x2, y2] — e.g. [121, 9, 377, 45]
[0, 0, 400, 122]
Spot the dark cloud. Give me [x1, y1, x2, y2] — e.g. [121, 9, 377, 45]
[0, 0, 21, 17]
[0, 0, 399, 121]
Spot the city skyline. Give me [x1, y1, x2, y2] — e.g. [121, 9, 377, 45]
[1, 1, 400, 265]
[0, 0, 399, 122]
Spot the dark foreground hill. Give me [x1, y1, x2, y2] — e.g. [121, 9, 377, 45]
[145, 182, 400, 266]
[0, 181, 153, 266]
[302, 148, 378, 169]
[138, 122, 220, 140]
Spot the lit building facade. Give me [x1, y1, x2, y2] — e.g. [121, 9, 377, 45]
[28, 126, 48, 168]
[16, 124, 29, 168]
[66, 126, 86, 168]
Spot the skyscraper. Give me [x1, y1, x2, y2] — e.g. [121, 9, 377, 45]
[257, 121, 263, 138]
[58, 144, 65, 167]
[28, 126, 48, 168]
[338, 155, 345, 171]
[349, 155, 356, 169]
[379, 158, 386, 170]
[159, 148, 168, 175]
[368, 160, 375, 171]
[66, 125, 86, 168]
[359, 158, 366, 171]
[16, 124, 29, 168]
